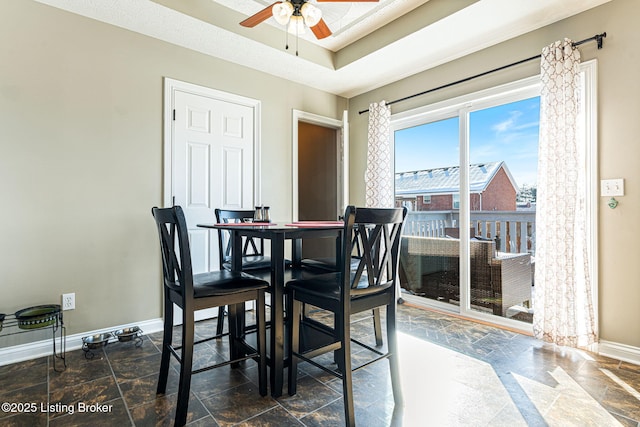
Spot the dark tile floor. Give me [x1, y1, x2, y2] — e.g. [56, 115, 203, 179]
[1, 304, 639, 426]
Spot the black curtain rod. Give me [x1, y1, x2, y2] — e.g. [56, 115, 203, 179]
[358, 32, 607, 115]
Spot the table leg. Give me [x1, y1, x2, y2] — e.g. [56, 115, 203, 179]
[230, 231, 245, 361]
[292, 238, 302, 267]
[231, 231, 242, 271]
[270, 235, 285, 397]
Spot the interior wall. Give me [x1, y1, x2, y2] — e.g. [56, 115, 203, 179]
[0, 0, 346, 337]
[348, 0, 640, 348]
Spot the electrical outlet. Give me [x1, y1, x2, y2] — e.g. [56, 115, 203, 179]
[62, 293, 75, 311]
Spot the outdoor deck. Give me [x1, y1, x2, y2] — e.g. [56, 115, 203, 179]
[400, 210, 535, 322]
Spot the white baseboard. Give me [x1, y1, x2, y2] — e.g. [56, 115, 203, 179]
[4, 318, 638, 368]
[0, 318, 164, 367]
[598, 340, 640, 366]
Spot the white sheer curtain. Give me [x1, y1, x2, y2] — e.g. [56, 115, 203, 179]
[533, 39, 597, 347]
[365, 101, 393, 208]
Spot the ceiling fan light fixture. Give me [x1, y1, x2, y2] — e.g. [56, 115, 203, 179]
[300, 3, 322, 27]
[272, 1, 294, 26]
[287, 15, 306, 35]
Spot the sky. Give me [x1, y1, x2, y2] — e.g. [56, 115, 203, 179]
[394, 97, 540, 187]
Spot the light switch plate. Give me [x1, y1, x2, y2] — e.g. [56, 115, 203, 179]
[601, 179, 624, 196]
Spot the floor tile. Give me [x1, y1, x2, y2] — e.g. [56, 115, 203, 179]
[199, 382, 278, 426]
[1, 304, 639, 426]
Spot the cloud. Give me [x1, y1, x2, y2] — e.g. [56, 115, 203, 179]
[493, 110, 540, 135]
[492, 110, 523, 133]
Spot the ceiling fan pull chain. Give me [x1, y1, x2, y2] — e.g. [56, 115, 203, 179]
[295, 0, 299, 55]
[285, 27, 289, 51]
[296, 31, 299, 56]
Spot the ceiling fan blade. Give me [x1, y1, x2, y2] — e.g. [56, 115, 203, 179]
[310, 18, 332, 40]
[316, 0, 379, 2]
[240, 2, 278, 28]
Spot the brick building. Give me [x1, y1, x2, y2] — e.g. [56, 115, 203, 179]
[395, 161, 518, 211]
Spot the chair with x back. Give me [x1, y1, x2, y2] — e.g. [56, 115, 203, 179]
[152, 206, 268, 426]
[301, 228, 385, 347]
[215, 208, 272, 272]
[286, 205, 407, 426]
[214, 208, 272, 335]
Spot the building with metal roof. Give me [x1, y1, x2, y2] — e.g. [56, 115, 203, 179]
[395, 161, 519, 211]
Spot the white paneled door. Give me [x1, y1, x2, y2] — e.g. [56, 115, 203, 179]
[173, 89, 255, 273]
[165, 79, 260, 322]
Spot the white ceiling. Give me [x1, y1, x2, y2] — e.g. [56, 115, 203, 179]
[214, 0, 433, 51]
[34, 0, 610, 98]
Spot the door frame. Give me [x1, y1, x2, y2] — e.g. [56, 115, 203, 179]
[292, 109, 348, 221]
[162, 78, 261, 323]
[163, 78, 262, 208]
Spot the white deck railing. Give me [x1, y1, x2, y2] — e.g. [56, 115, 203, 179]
[403, 210, 536, 255]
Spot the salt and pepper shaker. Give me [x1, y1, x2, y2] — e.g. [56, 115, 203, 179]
[253, 206, 263, 222]
[253, 205, 271, 222]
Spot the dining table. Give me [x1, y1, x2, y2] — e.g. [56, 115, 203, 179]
[197, 220, 344, 397]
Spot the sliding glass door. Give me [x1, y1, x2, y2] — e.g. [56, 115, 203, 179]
[395, 116, 460, 309]
[393, 77, 541, 329]
[393, 66, 596, 331]
[467, 97, 539, 322]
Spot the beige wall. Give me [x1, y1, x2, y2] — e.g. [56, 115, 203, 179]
[349, 0, 640, 348]
[0, 1, 346, 337]
[2, 0, 638, 352]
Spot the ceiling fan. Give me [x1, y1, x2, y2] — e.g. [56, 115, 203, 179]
[240, 0, 380, 40]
